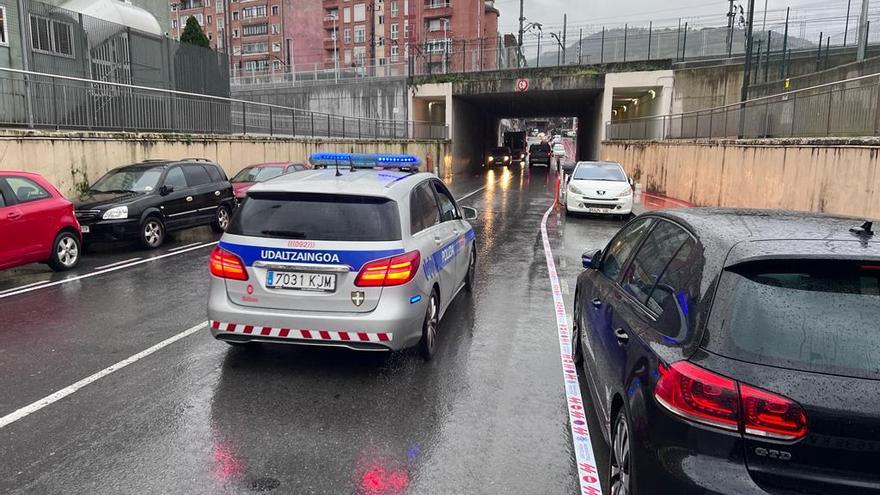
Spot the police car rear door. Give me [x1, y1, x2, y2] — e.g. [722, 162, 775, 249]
[219, 191, 405, 313]
[409, 181, 448, 300]
[429, 180, 463, 307]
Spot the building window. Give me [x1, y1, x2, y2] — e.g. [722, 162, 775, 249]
[272, 42, 281, 52]
[243, 59, 269, 71]
[0, 7, 6, 46]
[425, 39, 449, 53]
[242, 23, 268, 36]
[241, 42, 268, 54]
[233, 45, 241, 55]
[29, 15, 74, 57]
[271, 5, 279, 16]
[207, 15, 212, 24]
[215, 0, 224, 12]
[271, 23, 280, 34]
[390, 23, 398, 40]
[343, 7, 351, 23]
[232, 29, 239, 38]
[343, 29, 351, 43]
[273, 60, 281, 70]
[404, 19, 410, 38]
[217, 18, 224, 29]
[353, 46, 365, 65]
[378, 57, 386, 66]
[344, 49, 351, 64]
[390, 0, 398, 17]
[427, 18, 448, 32]
[353, 3, 365, 22]
[242, 6, 267, 19]
[354, 25, 365, 44]
[378, 15, 384, 25]
[390, 45, 399, 62]
[172, 19, 178, 29]
[232, 11, 239, 20]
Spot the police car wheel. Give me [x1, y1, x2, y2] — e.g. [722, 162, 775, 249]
[418, 289, 440, 360]
[211, 205, 231, 233]
[139, 217, 165, 249]
[464, 247, 476, 293]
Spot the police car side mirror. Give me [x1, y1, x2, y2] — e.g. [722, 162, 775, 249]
[582, 249, 602, 269]
[461, 206, 478, 221]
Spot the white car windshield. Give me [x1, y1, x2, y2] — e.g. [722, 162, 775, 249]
[573, 164, 626, 181]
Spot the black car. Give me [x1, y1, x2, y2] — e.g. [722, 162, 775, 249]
[572, 208, 879, 494]
[528, 143, 552, 166]
[75, 159, 235, 249]
[484, 146, 512, 167]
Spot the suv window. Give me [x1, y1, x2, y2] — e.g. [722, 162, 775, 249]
[205, 165, 224, 183]
[183, 165, 212, 186]
[228, 192, 401, 241]
[600, 218, 653, 281]
[621, 221, 691, 307]
[6, 177, 50, 203]
[410, 182, 440, 234]
[432, 181, 458, 222]
[706, 260, 880, 380]
[164, 167, 188, 189]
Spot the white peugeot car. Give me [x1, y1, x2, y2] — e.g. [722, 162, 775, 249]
[207, 153, 478, 360]
[564, 161, 634, 219]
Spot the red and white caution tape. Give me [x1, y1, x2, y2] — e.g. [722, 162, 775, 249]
[541, 205, 604, 495]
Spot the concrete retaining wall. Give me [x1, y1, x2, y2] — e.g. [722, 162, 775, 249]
[601, 139, 880, 219]
[0, 130, 450, 198]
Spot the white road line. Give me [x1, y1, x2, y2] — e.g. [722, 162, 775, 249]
[169, 242, 204, 252]
[541, 204, 604, 495]
[0, 280, 50, 296]
[93, 257, 142, 271]
[0, 242, 217, 300]
[458, 173, 509, 202]
[0, 321, 208, 430]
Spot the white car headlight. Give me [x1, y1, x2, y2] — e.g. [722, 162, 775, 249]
[488, 156, 494, 162]
[569, 184, 583, 195]
[102, 206, 129, 220]
[504, 156, 510, 161]
[618, 187, 633, 198]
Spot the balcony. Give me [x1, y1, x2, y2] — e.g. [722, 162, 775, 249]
[423, 2, 452, 19]
[323, 38, 338, 50]
[178, 1, 205, 11]
[323, 16, 338, 29]
[323, 0, 338, 7]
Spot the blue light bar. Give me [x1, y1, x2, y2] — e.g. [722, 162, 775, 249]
[308, 152, 421, 171]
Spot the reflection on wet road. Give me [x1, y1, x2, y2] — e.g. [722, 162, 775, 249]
[0, 165, 633, 494]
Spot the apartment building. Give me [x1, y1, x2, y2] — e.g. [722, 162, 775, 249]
[169, 0, 325, 74]
[321, 0, 499, 74]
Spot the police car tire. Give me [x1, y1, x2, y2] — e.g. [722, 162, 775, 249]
[418, 289, 440, 360]
[464, 247, 476, 293]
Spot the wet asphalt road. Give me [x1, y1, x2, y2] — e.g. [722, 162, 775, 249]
[0, 165, 642, 494]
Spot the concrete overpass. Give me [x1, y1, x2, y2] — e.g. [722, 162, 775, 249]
[408, 62, 675, 173]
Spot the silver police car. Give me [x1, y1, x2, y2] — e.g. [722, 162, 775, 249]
[207, 153, 477, 360]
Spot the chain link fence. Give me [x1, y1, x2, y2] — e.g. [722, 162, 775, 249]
[606, 72, 880, 140]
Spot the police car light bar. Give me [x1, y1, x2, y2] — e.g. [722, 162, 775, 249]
[309, 152, 421, 172]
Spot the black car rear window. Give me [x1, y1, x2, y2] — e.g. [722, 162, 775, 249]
[530, 144, 550, 152]
[227, 192, 401, 242]
[705, 260, 880, 380]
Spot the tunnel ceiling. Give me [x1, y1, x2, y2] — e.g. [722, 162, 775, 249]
[454, 88, 602, 118]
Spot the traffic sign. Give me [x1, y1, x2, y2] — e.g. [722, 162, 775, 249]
[516, 78, 530, 92]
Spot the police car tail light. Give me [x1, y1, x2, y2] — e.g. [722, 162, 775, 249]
[210, 247, 249, 281]
[355, 251, 420, 287]
[655, 361, 807, 440]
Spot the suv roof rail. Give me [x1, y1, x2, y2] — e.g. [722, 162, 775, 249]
[141, 159, 169, 163]
[178, 158, 213, 163]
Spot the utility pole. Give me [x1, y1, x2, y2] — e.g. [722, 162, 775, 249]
[518, 0, 525, 67]
[578, 28, 583, 64]
[726, 0, 735, 57]
[844, 0, 852, 45]
[740, 0, 756, 121]
[562, 14, 567, 65]
[857, 0, 870, 60]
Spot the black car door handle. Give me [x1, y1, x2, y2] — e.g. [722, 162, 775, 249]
[591, 298, 602, 308]
[614, 328, 629, 344]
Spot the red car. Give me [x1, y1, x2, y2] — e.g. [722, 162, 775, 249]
[0, 171, 82, 271]
[230, 162, 309, 200]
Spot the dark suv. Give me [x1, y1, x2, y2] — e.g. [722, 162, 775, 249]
[573, 208, 879, 495]
[528, 143, 552, 166]
[75, 159, 235, 249]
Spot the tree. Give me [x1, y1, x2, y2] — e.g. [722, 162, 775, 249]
[180, 16, 210, 48]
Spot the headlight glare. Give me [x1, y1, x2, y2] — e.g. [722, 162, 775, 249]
[618, 187, 633, 198]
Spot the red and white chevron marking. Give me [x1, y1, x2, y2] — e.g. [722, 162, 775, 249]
[210, 320, 392, 343]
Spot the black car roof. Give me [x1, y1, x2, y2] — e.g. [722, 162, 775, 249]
[116, 159, 217, 169]
[649, 208, 874, 248]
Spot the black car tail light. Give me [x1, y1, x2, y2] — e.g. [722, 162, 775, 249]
[655, 361, 807, 441]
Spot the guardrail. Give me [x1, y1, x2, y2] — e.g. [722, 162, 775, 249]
[0, 67, 448, 140]
[606, 72, 880, 140]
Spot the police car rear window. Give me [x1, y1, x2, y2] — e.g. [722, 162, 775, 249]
[227, 192, 401, 242]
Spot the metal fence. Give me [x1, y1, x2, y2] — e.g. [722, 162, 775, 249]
[605, 72, 880, 140]
[0, 67, 447, 140]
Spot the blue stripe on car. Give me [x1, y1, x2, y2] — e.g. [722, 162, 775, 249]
[219, 241, 405, 271]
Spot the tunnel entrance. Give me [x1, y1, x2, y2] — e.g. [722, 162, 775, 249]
[450, 88, 603, 175]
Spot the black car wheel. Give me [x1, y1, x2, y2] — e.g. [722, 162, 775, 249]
[464, 246, 476, 293]
[140, 217, 165, 249]
[211, 204, 231, 233]
[418, 289, 440, 360]
[611, 408, 634, 495]
[48, 231, 81, 271]
[572, 296, 583, 365]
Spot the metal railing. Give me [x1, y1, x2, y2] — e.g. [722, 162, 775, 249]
[605, 72, 880, 140]
[0, 67, 448, 140]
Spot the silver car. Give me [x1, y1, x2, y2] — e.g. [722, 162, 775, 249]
[207, 155, 477, 360]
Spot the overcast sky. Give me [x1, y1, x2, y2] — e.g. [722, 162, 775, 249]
[493, 0, 863, 36]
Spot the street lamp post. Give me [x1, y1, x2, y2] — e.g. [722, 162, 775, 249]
[326, 12, 339, 84]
